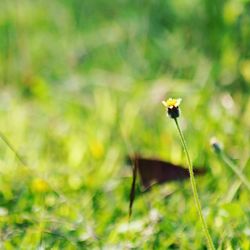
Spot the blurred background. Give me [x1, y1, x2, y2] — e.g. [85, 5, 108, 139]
[0, 0, 250, 249]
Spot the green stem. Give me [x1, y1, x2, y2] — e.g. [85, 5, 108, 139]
[0, 131, 26, 165]
[220, 152, 250, 192]
[174, 118, 215, 250]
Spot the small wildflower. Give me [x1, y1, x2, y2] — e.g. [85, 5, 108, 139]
[162, 98, 215, 250]
[162, 98, 182, 119]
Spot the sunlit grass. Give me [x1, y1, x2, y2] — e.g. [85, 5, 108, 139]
[0, 0, 250, 249]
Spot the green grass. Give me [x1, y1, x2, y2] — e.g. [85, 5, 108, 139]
[0, 0, 250, 249]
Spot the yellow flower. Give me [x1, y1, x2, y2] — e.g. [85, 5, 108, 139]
[31, 178, 49, 193]
[162, 98, 182, 119]
[162, 98, 182, 109]
[90, 140, 104, 159]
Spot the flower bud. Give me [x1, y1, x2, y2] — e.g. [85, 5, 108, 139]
[210, 137, 222, 154]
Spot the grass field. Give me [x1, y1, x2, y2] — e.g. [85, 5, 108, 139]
[0, 0, 250, 249]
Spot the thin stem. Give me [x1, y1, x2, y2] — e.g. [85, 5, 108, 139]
[0, 131, 26, 165]
[174, 118, 215, 250]
[220, 152, 250, 192]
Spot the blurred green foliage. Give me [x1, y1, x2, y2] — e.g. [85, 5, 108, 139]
[0, 0, 250, 249]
